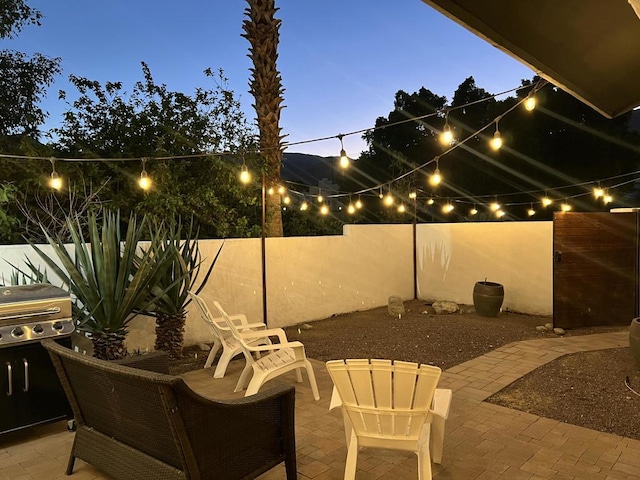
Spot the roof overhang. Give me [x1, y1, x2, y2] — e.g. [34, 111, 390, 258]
[421, 0, 640, 118]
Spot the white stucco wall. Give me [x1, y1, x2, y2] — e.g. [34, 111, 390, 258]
[0, 221, 552, 352]
[416, 222, 553, 315]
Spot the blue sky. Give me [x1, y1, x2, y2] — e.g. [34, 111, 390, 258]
[7, 0, 533, 157]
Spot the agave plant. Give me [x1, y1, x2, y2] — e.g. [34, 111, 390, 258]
[142, 218, 221, 359]
[28, 210, 176, 360]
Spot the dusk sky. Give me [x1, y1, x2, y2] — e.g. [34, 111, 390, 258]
[8, 0, 534, 157]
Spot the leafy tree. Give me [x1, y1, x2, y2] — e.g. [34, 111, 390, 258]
[51, 63, 260, 238]
[359, 76, 640, 223]
[0, 0, 61, 242]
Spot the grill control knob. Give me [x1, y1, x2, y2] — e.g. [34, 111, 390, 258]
[33, 325, 44, 334]
[52, 322, 63, 331]
[11, 327, 24, 338]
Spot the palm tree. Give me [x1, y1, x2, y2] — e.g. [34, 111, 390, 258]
[143, 219, 220, 359]
[243, 0, 285, 237]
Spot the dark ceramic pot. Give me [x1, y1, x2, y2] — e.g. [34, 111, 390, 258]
[473, 281, 504, 317]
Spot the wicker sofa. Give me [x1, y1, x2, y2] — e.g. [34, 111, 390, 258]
[42, 339, 297, 480]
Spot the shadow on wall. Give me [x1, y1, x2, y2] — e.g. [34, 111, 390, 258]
[418, 240, 452, 296]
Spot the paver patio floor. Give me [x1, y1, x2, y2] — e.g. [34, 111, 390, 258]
[1, 330, 638, 479]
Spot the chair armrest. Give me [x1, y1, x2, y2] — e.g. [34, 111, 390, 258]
[242, 327, 288, 344]
[113, 351, 170, 374]
[244, 341, 304, 353]
[431, 388, 452, 419]
[213, 318, 267, 331]
[174, 383, 296, 479]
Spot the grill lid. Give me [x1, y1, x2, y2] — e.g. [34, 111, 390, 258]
[0, 284, 69, 304]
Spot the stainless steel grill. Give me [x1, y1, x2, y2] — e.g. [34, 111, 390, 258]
[0, 284, 74, 347]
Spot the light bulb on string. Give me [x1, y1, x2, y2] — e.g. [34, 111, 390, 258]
[283, 195, 291, 205]
[317, 190, 323, 203]
[439, 114, 454, 145]
[267, 186, 275, 196]
[561, 200, 572, 212]
[527, 203, 536, 217]
[524, 93, 536, 112]
[541, 193, 553, 207]
[496, 209, 506, 218]
[469, 204, 478, 216]
[355, 196, 363, 209]
[347, 195, 356, 214]
[490, 196, 500, 212]
[442, 201, 454, 214]
[300, 200, 309, 211]
[593, 183, 604, 199]
[239, 158, 251, 184]
[490, 121, 503, 150]
[48, 158, 62, 191]
[429, 157, 442, 187]
[138, 158, 151, 191]
[383, 188, 394, 207]
[397, 204, 406, 213]
[277, 185, 286, 195]
[427, 197, 435, 206]
[378, 187, 384, 199]
[337, 134, 349, 169]
[408, 191, 417, 200]
[603, 191, 613, 205]
[320, 204, 329, 216]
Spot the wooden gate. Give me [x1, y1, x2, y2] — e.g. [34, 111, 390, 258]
[553, 212, 639, 328]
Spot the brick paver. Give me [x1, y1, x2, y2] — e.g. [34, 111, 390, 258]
[0, 330, 633, 479]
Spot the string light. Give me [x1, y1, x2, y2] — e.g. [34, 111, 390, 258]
[347, 202, 356, 214]
[317, 191, 324, 203]
[383, 187, 394, 207]
[267, 186, 275, 196]
[48, 158, 62, 191]
[239, 158, 251, 184]
[320, 204, 329, 215]
[561, 200, 572, 212]
[469, 205, 478, 216]
[440, 113, 454, 145]
[496, 209, 506, 218]
[300, 200, 309, 211]
[593, 183, 604, 198]
[490, 120, 503, 150]
[490, 196, 501, 212]
[408, 191, 417, 199]
[427, 197, 435, 206]
[283, 195, 291, 205]
[541, 193, 553, 207]
[603, 190, 613, 204]
[277, 185, 286, 195]
[337, 134, 349, 169]
[429, 157, 442, 187]
[524, 92, 536, 112]
[527, 203, 536, 217]
[397, 204, 406, 213]
[355, 196, 363, 209]
[442, 200, 454, 213]
[138, 158, 151, 191]
[378, 187, 384, 199]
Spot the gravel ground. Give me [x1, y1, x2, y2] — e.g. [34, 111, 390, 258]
[173, 299, 639, 440]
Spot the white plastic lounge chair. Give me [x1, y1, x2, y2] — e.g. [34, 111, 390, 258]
[326, 359, 452, 480]
[212, 300, 320, 400]
[188, 292, 271, 379]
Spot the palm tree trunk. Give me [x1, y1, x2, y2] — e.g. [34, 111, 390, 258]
[90, 330, 127, 360]
[155, 311, 186, 359]
[243, 0, 285, 237]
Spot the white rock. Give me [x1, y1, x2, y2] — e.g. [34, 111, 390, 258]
[432, 301, 459, 314]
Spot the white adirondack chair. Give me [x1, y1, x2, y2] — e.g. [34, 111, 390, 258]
[212, 301, 320, 400]
[326, 359, 452, 480]
[188, 292, 271, 378]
